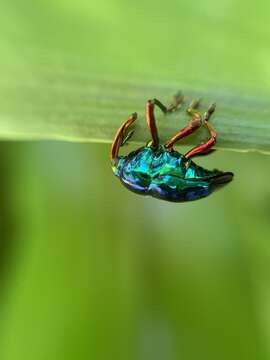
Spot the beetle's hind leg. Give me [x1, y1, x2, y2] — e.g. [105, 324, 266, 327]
[184, 103, 217, 159]
[110, 113, 137, 164]
[165, 98, 202, 150]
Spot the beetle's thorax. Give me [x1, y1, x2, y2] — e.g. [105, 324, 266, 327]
[113, 145, 186, 179]
[113, 145, 222, 180]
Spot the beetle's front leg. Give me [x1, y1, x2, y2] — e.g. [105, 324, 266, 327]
[110, 113, 137, 164]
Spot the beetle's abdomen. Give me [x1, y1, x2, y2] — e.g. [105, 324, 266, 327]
[114, 146, 232, 201]
[149, 175, 211, 202]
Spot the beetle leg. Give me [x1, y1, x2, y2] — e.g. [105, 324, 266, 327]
[167, 91, 185, 112]
[184, 103, 217, 160]
[110, 113, 137, 163]
[146, 98, 168, 147]
[146, 93, 185, 147]
[165, 98, 202, 149]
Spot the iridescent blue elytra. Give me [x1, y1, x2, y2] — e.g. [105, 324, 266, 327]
[110, 94, 233, 202]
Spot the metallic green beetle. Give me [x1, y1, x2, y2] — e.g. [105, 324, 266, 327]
[110, 93, 233, 202]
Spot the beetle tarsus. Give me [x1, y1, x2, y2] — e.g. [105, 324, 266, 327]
[204, 103, 216, 122]
[167, 91, 184, 112]
[186, 98, 201, 115]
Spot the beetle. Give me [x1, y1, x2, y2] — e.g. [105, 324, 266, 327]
[110, 93, 233, 202]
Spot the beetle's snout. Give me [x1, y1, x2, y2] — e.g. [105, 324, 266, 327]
[210, 172, 234, 191]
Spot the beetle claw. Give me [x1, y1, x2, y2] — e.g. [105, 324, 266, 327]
[204, 103, 216, 122]
[121, 129, 135, 146]
[168, 91, 184, 113]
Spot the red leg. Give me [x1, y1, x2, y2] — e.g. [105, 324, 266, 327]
[165, 115, 202, 149]
[165, 99, 202, 150]
[185, 104, 217, 160]
[146, 93, 184, 147]
[110, 113, 137, 163]
[146, 99, 167, 147]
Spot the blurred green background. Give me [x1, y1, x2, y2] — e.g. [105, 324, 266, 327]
[0, 1, 270, 360]
[0, 143, 269, 360]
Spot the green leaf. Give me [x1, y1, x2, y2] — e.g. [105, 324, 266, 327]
[0, 0, 270, 154]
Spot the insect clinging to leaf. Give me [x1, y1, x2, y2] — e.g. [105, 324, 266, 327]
[110, 92, 233, 202]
